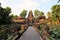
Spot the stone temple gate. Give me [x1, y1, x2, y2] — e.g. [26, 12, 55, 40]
[27, 10, 34, 26]
[13, 10, 34, 26]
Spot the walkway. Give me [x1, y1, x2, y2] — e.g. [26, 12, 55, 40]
[19, 26, 42, 40]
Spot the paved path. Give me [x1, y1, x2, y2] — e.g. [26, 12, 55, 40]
[19, 26, 42, 40]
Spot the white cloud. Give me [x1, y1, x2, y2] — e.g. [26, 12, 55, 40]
[0, 0, 40, 16]
[0, 0, 5, 3]
[11, 0, 39, 16]
[42, 0, 50, 2]
[17, 0, 39, 10]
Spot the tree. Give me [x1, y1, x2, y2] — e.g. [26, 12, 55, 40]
[34, 10, 44, 18]
[47, 12, 52, 18]
[20, 10, 27, 18]
[58, 0, 60, 3]
[11, 15, 18, 19]
[51, 4, 60, 21]
[34, 10, 40, 18]
[0, 4, 12, 24]
[40, 11, 44, 16]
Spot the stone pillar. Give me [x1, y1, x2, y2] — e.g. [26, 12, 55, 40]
[21, 24, 25, 30]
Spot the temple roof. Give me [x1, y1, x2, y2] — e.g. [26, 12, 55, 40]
[27, 10, 34, 19]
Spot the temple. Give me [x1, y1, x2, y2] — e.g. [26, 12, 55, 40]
[13, 10, 34, 25]
[13, 10, 45, 26]
[27, 10, 34, 25]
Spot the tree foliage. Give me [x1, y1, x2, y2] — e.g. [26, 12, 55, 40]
[47, 12, 52, 18]
[40, 11, 44, 16]
[58, 0, 60, 3]
[0, 5, 12, 24]
[51, 4, 60, 21]
[34, 10, 40, 18]
[34, 10, 44, 18]
[20, 10, 27, 18]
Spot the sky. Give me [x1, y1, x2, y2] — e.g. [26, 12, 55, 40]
[0, 0, 59, 16]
